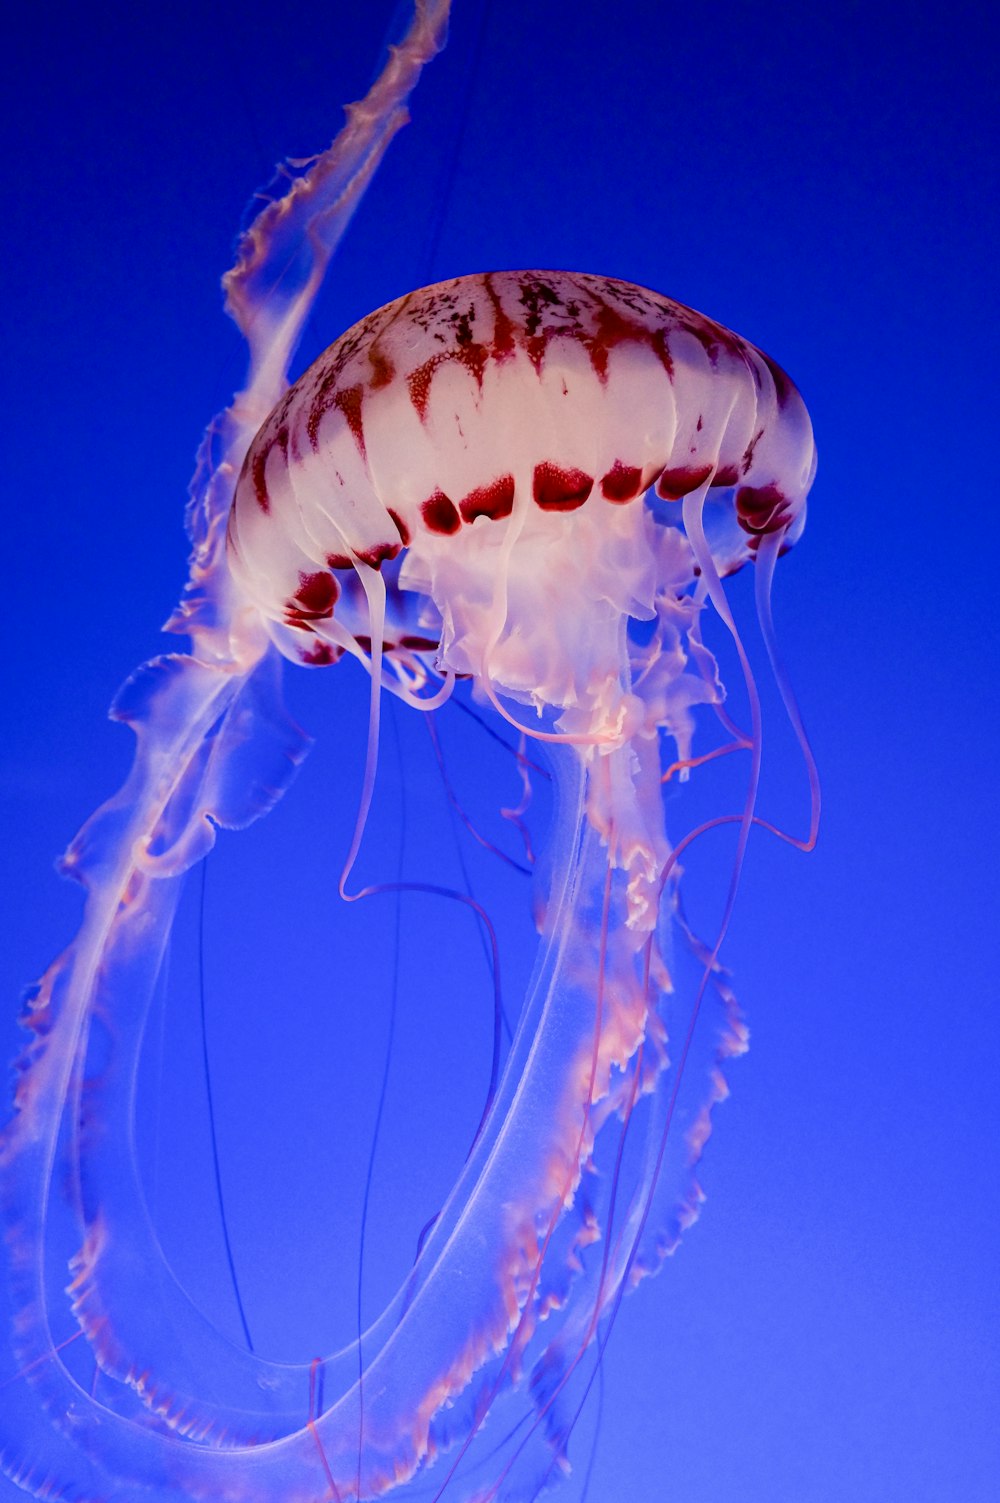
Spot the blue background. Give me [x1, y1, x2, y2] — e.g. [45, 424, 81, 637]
[2, 1, 997, 1499]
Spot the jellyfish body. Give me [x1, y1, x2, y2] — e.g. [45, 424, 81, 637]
[230, 268, 811, 706]
[0, 2, 818, 1499]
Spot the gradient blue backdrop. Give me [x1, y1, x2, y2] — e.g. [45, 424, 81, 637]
[2, 2, 997, 1500]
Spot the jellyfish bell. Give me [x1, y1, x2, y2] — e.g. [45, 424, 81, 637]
[230, 271, 814, 684]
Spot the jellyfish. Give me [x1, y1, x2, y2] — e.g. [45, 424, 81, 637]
[0, 2, 818, 1500]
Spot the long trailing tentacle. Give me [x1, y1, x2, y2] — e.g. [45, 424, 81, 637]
[0, 4, 453, 1497]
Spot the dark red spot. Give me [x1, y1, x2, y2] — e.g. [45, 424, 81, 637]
[421, 490, 462, 534]
[484, 275, 517, 359]
[586, 295, 673, 383]
[273, 424, 292, 467]
[351, 635, 416, 657]
[408, 360, 437, 421]
[650, 328, 674, 381]
[735, 483, 792, 536]
[408, 342, 489, 423]
[459, 474, 515, 523]
[600, 461, 644, 503]
[400, 634, 441, 651]
[656, 464, 714, 500]
[457, 342, 489, 387]
[533, 463, 594, 511]
[453, 305, 476, 347]
[588, 304, 639, 380]
[525, 333, 547, 370]
[743, 428, 765, 469]
[368, 346, 395, 389]
[518, 277, 562, 340]
[355, 541, 401, 569]
[334, 385, 366, 458]
[250, 447, 270, 512]
[762, 352, 794, 405]
[685, 316, 731, 365]
[308, 369, 339, 449]
[291, 571, 337, 619]
[326, 552, 354, 571]
[300, 642, 342, 667]
[711, 464, 740, 488]
[387, 508, 411, 547]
